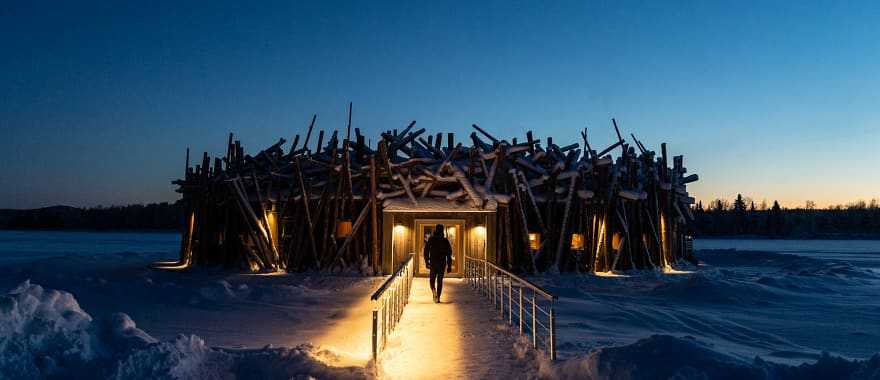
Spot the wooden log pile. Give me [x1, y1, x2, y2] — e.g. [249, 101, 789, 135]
[168, 106, 698, 274]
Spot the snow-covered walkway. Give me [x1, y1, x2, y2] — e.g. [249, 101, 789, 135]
[376, 278, 537, 379]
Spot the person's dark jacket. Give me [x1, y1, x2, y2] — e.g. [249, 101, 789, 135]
[423, 234, 452, 272]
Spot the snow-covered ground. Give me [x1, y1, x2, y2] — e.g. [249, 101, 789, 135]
[1, 231, 879, 379]
[531, 248, 880, 379]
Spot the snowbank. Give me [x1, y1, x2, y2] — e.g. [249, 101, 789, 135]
[0, 280, 102, 378]
[0, 281, 368, 380]
[539, 335, 880, 380]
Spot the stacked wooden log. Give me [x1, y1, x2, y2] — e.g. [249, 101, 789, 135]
[168, 106, 698, 274]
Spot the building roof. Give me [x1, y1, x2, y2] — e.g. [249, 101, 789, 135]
[382, 198, 498, 213]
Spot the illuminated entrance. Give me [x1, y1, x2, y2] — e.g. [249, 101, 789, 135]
[381, 198, 496, 277]
[414, 219, 464, 276]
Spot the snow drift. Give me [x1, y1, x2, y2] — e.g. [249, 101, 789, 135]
[0, 281, 367, 380]
[540, 334, 880, 380]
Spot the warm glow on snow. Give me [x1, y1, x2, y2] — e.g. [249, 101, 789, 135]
[594, 271, 629, 278]
[156, 262, 190, 271]
[662, 267, 694, 275]
[308, 295, 375, 368]
[243, 270, 288, 276]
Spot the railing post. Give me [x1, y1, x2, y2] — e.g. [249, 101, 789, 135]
[518, 287, 524, 334]
[497, 275, 503, 316]
[498, 275, 504, 316]
[492, 270, 497, 307]
[550, 300, 557, 361]
[484, 260, 488, 295]
[531, 293, 537, 349]
[508, 278, 513, 325]
[483, 261, 489, 296]
[372, 307, 378, 361]
[491, 271, 495, 307]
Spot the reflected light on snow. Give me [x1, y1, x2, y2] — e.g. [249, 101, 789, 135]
[662, 267, 694, 275]
[594, 271, 628, 278]
[242, 270, 288, 277]
[152, 261, 190, 271]
[307, 296, 375, 368]
[152, 260, 180, 266]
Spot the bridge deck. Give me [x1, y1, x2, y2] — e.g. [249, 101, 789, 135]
[377, 278, 536, 379]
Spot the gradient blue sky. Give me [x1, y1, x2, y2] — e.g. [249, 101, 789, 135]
[2, 1, 878, 209]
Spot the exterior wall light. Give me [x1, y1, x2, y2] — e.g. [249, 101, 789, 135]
[612, 232, 623, 251]
[474, 224, 487, 237]
[528, 232, 541, 251]
[570, 233, 584, 250]
[393, 221, 406, 235]
[336, 219, 352, 237]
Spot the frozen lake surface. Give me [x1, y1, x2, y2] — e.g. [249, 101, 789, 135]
[0, 230, 179, 263]
[2, 230, 877, 268]
[1, 231, 879, 378]
[695, 238, 880, 270]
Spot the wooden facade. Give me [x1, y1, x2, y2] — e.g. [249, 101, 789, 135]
[163, 108, 698, 275]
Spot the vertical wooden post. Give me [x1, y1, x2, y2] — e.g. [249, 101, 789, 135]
[294, 157, 320, 269]
[303, 114, 316, 154]
[346, 102, 353, 141]
[370, 155, 380, 273]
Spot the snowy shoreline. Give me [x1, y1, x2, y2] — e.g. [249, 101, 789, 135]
[2, 247, 879, 379]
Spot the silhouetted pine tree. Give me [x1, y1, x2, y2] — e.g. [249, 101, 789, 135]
[733, 194, 747, 234]
[767, 200, 784, 238]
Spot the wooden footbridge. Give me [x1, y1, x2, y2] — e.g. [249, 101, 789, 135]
[369, 254, 557, 378]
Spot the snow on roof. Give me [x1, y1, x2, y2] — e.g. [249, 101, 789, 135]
[382, 198, 497, 213]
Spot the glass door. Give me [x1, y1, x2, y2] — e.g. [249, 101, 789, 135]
[415, 219, 464, 276]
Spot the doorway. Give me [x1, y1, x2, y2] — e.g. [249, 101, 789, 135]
[415, 219, 464, 277]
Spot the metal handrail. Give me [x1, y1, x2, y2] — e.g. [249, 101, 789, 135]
[466, 256, 557, 300]
[464, 255, 557, 360]
[371, 253, 415, 360]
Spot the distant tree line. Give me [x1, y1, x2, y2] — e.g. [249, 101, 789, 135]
[0, 202, 184, 231]
[692, 195, 880, 239]
[3, 195, 880, 238]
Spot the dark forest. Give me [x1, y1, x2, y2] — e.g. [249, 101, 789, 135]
[692, 195, 880, 239]
[3, 196, 880, 239]
[0, 203, 183, 231]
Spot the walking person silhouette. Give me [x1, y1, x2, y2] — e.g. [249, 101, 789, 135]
[423, 224, 452, 303]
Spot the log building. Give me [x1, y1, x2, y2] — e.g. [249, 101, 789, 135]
[164, 109, 698, 276]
